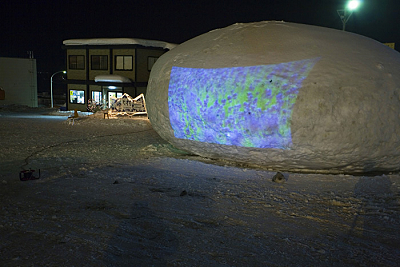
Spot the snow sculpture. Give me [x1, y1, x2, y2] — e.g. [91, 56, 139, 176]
[111, 93, 147, 115]
[146, 21, 400, 173]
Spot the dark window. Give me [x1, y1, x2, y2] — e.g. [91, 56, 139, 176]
[69, 55, 85, 70]
[91, 55, 108, 70]
[115, 55, 133, 70]
[148, 56, 158, 71]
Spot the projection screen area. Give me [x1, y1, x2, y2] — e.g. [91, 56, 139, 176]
[168, 58, 319, 149]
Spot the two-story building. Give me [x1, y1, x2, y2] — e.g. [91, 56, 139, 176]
[62, 38, 176, 111]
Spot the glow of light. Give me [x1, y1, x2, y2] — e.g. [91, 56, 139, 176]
[108, 86, 117, 89]
[347, 0, 360, 11]
[167, 58, 320, 149]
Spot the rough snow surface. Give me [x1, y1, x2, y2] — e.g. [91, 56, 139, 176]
[147, 21, 400, 173]
[63, 38, 177, 50]
[0, 108, 400, 265]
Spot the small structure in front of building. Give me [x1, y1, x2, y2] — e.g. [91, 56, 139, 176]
[88, 93, 147, 118]
[110, 93, 147, 116]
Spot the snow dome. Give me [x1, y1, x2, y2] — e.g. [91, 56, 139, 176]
[146, 21, 400, 173]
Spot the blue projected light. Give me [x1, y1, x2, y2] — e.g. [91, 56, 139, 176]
[168, 58, 319, 149]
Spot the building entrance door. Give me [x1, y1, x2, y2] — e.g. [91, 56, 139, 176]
[107, 91, 123, 108]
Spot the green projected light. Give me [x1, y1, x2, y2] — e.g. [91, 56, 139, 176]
[168, 58, 319, 149]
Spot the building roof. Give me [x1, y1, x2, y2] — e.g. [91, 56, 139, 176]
[94, 75, 132, 83]
[63, 38, 177, 50]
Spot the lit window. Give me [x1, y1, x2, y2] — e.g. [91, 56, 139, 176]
[91, 55, 108, 70]
[115, 55, 133, 70]
[91, 91, 102, 103]
[70, 90, 85, 104]
[148, 56, 158, 71]
[69, 55, 85, 70]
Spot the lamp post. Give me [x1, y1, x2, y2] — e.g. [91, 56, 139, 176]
[337, 0, 361, 31]
[50, 70, 66, 108]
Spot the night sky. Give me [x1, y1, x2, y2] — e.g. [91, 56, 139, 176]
[1, 0, 399, 78]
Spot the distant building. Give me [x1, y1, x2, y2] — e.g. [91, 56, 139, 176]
[62, 38, 176, 111]
[0, 57, 38, 107]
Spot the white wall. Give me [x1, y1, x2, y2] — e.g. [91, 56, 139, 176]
[0, 57, 38, 107]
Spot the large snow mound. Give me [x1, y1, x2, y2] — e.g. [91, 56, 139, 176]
[146, 21, 400, 174]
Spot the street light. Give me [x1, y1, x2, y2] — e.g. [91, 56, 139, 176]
[337, 0, 361, 31]
[50, 70, 66, 108]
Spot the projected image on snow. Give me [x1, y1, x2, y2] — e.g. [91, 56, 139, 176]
[168, 58, 319, 149]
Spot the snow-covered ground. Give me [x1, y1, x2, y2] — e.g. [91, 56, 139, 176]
[0, 107, 399, 266]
